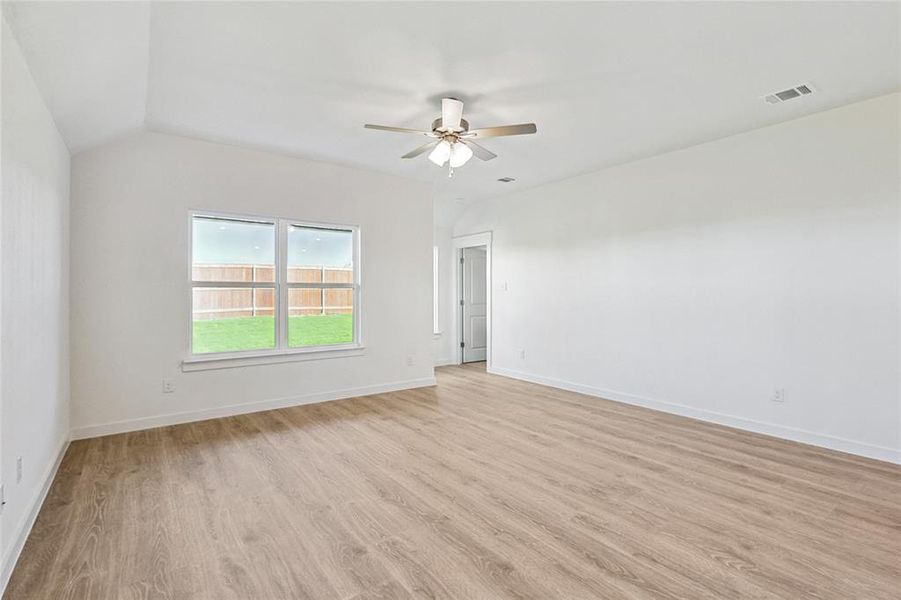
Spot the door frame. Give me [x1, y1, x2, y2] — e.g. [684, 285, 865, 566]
[453, 231, 492, 367]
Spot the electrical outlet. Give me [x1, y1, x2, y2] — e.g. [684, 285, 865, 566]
[519, 349, 526, 359]
[162, 379, 175, 394]
[406, 355, 414, 367]
[771, 388, 785, 403]
[16, 457, 22, 483]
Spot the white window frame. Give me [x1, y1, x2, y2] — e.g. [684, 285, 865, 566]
[183, 210, 363, 371]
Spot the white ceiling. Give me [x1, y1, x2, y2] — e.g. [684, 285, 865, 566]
[4, 2, 899, 206]
[3, 1, 150, 151]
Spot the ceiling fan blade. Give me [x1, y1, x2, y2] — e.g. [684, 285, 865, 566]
[365, 124, 434, 136]
[464, 123, 537, 138]
[460, 140, 497, 161]
[401, 141, 439, 159]
[441, 98, 464, 131]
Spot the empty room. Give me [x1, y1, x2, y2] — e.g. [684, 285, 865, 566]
[2, 1, 899, 598]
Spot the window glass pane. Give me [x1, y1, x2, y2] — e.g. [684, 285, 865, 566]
[192, 287, 275, 353]
[287, 226, 353, 282]
[192, 216, 275, 282]
[288, 288, 353, 347]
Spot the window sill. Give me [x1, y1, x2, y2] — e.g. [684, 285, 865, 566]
[182, 345, 365, 372]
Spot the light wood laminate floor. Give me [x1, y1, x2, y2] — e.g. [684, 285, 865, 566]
[5, 363, 900, 599]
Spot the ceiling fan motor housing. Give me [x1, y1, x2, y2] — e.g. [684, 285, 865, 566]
[432, 117, 469, 134]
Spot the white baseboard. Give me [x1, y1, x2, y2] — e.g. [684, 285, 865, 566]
[1, 434, 70, 595]
[434, 357, 458, 367]
[488, 366, 900, 465]
[71, 377, 437, 440]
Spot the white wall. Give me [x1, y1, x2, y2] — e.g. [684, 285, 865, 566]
[70, 131, 434, 436]
[1, 19, 71, 585]
[455, 93, 900, 463]
[432, 224, 457, 365]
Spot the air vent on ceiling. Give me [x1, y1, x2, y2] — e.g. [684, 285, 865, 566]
[497, 177, 516, 183]
[764, 84, 814, 105]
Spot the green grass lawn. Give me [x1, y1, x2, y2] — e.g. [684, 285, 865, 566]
[192, 314, 353, 354]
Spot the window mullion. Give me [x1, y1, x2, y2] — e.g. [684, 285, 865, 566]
[287, 283, 355, 289]
[191, 281, 275, 288]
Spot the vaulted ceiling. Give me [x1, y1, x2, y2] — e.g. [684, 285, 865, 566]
[4, 1, 899, 206]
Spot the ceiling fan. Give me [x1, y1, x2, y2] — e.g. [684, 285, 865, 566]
[364, 98, 537, 176]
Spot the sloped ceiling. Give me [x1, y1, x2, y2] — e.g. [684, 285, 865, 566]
[3, 1, 150, 151]
[4, 1, 899, 204]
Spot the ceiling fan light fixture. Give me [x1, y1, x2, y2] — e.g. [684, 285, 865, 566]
[428, 140, 452, 166]
[449, 142, 473, 168]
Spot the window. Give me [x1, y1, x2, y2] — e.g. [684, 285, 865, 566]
[433, 246, 440, 335]
[286, 224, 355, 348]
[190, 213, 360, 359]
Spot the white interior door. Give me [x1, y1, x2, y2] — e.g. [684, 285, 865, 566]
[461, 246, 487, 363]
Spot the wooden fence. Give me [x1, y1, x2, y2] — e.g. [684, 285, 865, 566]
[192, 265, 352, 320]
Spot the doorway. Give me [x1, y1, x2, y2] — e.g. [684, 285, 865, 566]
[453, 231, 491, 366]
[460, 245, 487, 363]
